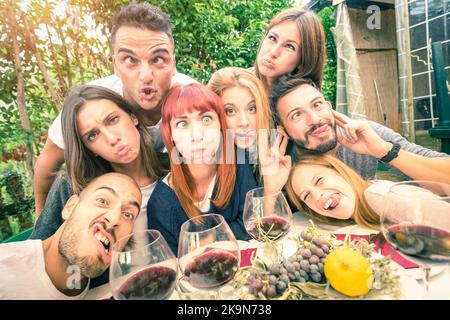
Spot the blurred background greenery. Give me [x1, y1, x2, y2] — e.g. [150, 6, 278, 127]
[0, 0, 336, 241]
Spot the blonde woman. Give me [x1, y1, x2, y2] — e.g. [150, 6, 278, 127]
[286, 153, 450, 232]
[285, 154, 380, 230]
[208, 67, 274, 182]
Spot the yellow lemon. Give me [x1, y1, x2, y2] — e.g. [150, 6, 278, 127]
[324, 248, 374, 297]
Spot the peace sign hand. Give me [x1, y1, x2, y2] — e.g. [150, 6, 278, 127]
[260, 127, 292, 194]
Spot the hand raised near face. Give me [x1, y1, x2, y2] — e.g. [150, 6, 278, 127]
[260, 127, 292, 194]
[333, 110, 392, 159]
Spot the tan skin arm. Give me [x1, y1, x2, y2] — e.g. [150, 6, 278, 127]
[388, 150, 450, 184]
[33, 138, 64, 220]
[333, 110, 450, 184]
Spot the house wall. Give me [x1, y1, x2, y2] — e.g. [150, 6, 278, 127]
[348, 7, 402, 132]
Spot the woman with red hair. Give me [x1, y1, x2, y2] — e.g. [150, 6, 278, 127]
[147, 83, 257, 253]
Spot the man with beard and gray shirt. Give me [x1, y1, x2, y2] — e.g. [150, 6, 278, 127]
[268, 76, 450, 182]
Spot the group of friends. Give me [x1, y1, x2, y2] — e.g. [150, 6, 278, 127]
[1, 1, 449, 299]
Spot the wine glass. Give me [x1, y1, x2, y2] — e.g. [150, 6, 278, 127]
[243, 187, 293, 263]
[178, 214, 240, 299]
[109, 229, 178, 300]
[379, 181, 450, 297]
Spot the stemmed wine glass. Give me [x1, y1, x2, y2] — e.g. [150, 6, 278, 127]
[379, 181, 450, 297]
[243, 187, 293, 263]
[109, 229, 178, 300]
[178, 214, 240, 299]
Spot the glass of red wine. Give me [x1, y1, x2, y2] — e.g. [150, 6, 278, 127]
[243, 187, 293, 263]
[109, 229, 178, 300]
[379, 181, 450, 296]
[178, 214, 240, 299]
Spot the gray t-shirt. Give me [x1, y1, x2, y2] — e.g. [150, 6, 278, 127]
[336, 120, 449, 180]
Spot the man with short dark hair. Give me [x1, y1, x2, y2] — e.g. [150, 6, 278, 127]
[0, 172, 142, 299]
[33, 2, 196, 217]
[268, 75, 450, 182]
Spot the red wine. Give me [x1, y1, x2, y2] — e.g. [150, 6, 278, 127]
[387, 224, 450, 261]
[246, 216, 291, 241]
[184, 250, 239, 289]
[117, 266, 177, 300]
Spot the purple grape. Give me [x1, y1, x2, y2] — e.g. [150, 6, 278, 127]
[300, 231, 312, 242]
[309, 255, 320, 264]
[312, 238, 322, 246]
[285, 263, 295, 274]
[300, 260, 310, 271]
[266, 286, 277, 298]
[300, 248, 312, 258]
[279, 274, 290, 284]
[268, 263, 280, 275]
[317, 263, 324, 273]
[309, 264, 319, 273]
[310, 272, 322, 283]
[276, 281, 287, 292]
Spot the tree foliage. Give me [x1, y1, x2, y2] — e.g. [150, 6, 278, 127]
[0, 0, 301, 162]
[318, 5, 337, 105]
[0, 1, 337, 233]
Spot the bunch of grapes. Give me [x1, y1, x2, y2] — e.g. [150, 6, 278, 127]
[247, 255, 321, 299]
[288, 230, 333, 284]
[246, 270, 278, 298]
[246, 226, 334, 299]
[246, 262, 297, 299]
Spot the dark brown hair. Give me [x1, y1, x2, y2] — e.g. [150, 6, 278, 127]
[111, 1, 174, 47]
[61, 85, 163, 194]
[269, 75, 318, 126]
[254, 8, 326, 91]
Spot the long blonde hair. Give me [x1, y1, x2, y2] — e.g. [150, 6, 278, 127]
[254, 8, 326, 91]
[208, 67, 273, 177]
[286, 154, 380, 230]
[209, 67, 273, 132]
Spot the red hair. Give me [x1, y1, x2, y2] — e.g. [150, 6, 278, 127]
[161, 83, 236, 218]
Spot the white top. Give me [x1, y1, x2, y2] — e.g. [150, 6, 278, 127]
[133, 181, 157, 232]
[48, 72, 197, 149]
[0, 240, 89, 300]
[162, 174, 217, 212]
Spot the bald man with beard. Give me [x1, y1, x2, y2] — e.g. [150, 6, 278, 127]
[0, 172, 141, 299]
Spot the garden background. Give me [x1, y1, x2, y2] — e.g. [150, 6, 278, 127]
[0, 0, 336, 241]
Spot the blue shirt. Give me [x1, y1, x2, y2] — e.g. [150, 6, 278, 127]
[146, 164, 257, 254]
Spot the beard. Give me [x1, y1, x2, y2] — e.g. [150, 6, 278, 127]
[290, 122, 338, 154]
[58, 214, 107, 279]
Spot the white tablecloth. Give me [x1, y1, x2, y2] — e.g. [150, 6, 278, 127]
[85, 212, 450, 300]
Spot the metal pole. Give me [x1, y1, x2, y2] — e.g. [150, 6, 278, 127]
[429, 42, 450, 154]
[431, 42, 450, 127]
[402, 0, 415, 142]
